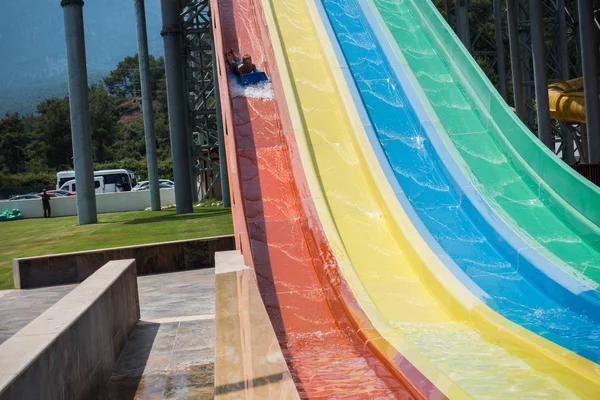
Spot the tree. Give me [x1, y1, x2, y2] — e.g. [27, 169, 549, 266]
[103, 54, 166, 99]
[153, 102, 171, 159]
[89, 84, 118, 162]
[103, 55, 140, 97]
[0, 52, 171, 179]
[0, 113, 27, 174]
[35, 97, 72, 170]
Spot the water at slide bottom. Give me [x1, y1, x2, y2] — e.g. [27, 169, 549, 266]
[373, 0, 600, 283]
[318, 0, 600, 364]
[392, 321, 579, 398]
[262, 0, 582, 396]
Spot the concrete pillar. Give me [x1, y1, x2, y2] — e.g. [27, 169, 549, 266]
[577, 0, 600, 163]
[134, 0, 161, 211]
[506, 0, 525, 121]
[529, 0, 553, 149]
[161, 0, 193, 213]
[61, 0, 97, 225]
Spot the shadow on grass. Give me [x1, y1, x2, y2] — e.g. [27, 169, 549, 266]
[123, 209, 231, 225]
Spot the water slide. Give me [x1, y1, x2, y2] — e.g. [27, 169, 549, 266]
[320, 0, 600, 360]
[211, 0, 432, 397]
[549, 78, 587, 124]
[369, 0, 600, 289]
[212, 0, 600, 396]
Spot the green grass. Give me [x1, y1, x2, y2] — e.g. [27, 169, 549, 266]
[0, 206, 233, 289]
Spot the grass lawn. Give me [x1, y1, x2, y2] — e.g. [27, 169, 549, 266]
[0, 206, 233, 289]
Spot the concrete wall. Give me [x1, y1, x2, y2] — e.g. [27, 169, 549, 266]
[13, 235, 235, 289]
[0, 189, 177, 219]
[0, 259, 139, 400]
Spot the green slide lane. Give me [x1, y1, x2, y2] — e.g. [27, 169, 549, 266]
[371, 0, 600, 286]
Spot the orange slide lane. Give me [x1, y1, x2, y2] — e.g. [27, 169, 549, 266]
[210, 0, 444, 397]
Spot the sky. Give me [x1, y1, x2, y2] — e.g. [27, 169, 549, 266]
[0, 0, 164, 90]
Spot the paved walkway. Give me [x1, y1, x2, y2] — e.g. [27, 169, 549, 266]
[106, 269, 215, 399]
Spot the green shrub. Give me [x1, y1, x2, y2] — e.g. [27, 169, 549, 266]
[0, 172, 55, 187]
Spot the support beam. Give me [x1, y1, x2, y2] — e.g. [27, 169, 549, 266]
[161, 0, 193, 214]
[506, 0, 525, 120]
[61, 0, 97, 225]
[556, 0, 570, 81]
[454, 0, 471, 50]
[529, 0, 553, 149]
[134, 0, 161, 211]
[556, 0, 575, 163]
[493, 0, 507, 100]
[211, 34, 230, 207]
[577, 0, 600, 163]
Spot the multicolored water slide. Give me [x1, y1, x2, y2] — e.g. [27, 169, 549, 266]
[370, 0, 600, 286]
[211, 0, 435, 397]
[319, 0, 600, 361]
[212, 0, 600, 397]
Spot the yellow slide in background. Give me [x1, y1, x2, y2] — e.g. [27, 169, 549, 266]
[259, 0, 600, 397]
[549, 77, 587, 124]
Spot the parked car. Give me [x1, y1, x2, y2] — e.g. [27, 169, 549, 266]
[132, 180, 148, 191]
[137, 182, 175, 191]
[46, 190, 76, 197]
[35, 190, 75, 198]
[9, 194, 41, 200]
[132, 180, 175, 191]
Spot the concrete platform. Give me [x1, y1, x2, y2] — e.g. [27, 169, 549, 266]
[0, 268, 216, 398]
[106, 269, 215, 399]
[0, 260, 139, 400]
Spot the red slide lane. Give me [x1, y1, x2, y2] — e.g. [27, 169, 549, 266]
[210, 0, 444, 397]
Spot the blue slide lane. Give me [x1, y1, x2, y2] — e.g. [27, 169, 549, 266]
[314, 0, 600, 362]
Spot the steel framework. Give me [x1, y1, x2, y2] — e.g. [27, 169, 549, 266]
[181, 0, 223, 202]
[438, 0, 598, 164]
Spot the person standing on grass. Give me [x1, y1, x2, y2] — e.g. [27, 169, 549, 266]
[41, 189, 51, 218]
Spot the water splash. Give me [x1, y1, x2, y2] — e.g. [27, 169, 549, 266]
[228, 77, 274, 100]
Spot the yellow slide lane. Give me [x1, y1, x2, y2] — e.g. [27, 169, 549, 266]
[260, 0, 599, 397]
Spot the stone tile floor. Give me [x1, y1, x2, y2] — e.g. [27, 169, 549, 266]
[106, 269, 215, 399]
[0, 268, 216, 399]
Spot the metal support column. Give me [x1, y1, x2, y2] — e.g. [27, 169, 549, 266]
[577, 0, 600, 162]
[211, 35, 230, 207]
[134, 0, 161, 211]
[61, 0, 97, 225]
[517, 0, 535, 129]
[454, 0, 471, 50]
[556, 0, 575, 163]
[161, 0, 193, 213]
[507, 0, 525, 120]
[529, 0, 553, 149]
[493, 0, 507, 100]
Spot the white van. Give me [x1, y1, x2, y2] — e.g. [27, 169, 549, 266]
[59, 176, 105, 194]
[57, 169, 132, 193]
